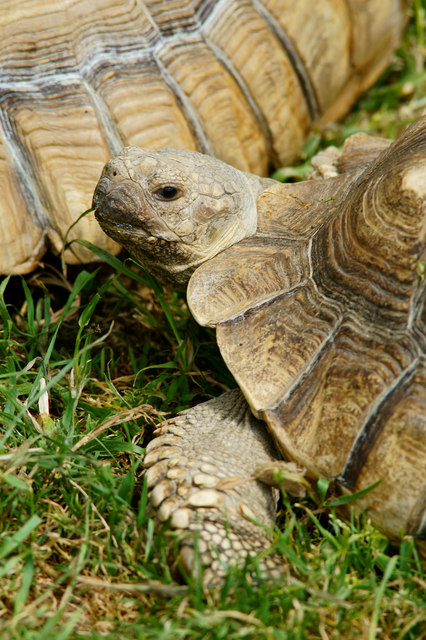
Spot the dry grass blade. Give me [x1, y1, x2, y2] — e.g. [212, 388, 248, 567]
[76, 575, 186, 598]
[72, 404, 165, 451]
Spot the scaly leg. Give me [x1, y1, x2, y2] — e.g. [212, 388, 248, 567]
[144, 389, 284, 584]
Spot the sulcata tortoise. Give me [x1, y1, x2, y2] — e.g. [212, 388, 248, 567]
[92, 117, 426, 583]
[0, 0, 405, 275]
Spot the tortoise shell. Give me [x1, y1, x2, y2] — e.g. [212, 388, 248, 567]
[0, 0, 404, 274]
[186, 118, 426, 543]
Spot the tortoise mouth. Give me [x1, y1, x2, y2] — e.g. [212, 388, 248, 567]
[93, 178, 149, 231]
[93, 179, 186, 257]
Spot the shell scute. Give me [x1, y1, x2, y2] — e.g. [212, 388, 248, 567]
[188, 236, 310, 326]
[216, 281, 342, 415]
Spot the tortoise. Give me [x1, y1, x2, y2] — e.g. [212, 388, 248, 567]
[0, 0, 405, 275]
[92, 116, 426, 583]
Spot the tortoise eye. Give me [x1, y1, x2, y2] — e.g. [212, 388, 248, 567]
[153, 185, 181, 201]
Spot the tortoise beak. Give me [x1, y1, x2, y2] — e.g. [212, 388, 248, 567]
[93, 173, 148, 231]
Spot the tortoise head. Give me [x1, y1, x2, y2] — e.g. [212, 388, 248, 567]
[93, 147, 268, 287]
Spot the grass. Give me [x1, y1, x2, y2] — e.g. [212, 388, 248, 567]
[0, 5, 425, 639]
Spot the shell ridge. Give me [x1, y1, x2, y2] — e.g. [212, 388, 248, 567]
[251, 0, 319, 120]
[338, 354, 423, 490]
[80, 78, 123, 156]
[407, 276, 426, 332]
[313, 194, 422, 320]
[0, 104, 50, 230]
[153, 39, 212, 154]
[201, 33, 273, 156]
[218, 278, 311, 327]
[188, 233, 310, 326]
[257, 310, 344, 414]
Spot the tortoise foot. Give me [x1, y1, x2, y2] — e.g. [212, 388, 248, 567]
[144, 389, 283, 584]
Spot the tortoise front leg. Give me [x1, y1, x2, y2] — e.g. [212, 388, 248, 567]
[143, 389, 283, 585]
